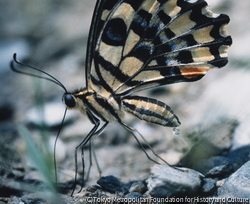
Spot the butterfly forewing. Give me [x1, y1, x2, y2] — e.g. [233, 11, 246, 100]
[86, 0, 231, 97]
[85, 0, 120, 90]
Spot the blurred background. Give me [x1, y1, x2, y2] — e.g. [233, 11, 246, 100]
[0, 0, 250, 192]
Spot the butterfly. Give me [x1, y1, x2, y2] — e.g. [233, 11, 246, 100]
[11, 0, 232, 194]
[63, 0, 231, 138]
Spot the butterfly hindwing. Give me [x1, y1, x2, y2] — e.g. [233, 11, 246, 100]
[87, 0, 232, 96]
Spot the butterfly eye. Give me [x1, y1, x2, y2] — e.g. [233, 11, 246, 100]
[63, 94, 76, 108]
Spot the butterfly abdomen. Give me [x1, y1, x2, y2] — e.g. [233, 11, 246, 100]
[122, 95, 180, 127]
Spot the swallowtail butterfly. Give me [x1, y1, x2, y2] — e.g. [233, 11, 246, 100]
[63, 0, 231, 136]
[12, 0, 232, 191]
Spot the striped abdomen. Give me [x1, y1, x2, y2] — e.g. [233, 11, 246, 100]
[122, 96, 180, 127]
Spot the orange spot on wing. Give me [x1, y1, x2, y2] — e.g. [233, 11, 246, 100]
[179, 66, 211, 79]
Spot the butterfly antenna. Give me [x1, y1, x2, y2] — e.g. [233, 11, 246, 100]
[10, 53, 68, 93]
[11, 53, 69, 189]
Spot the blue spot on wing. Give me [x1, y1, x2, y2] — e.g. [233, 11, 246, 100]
[102, 18, 127, 46]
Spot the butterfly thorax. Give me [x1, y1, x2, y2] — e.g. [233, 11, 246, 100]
[63, 88, 124, 122]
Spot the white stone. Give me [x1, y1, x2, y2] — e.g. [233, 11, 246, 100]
[26, 101, 77, 127]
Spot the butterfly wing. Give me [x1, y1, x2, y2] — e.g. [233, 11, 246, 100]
[86, 0, 232, 96]
[85, 0, 124, 93]
[85, 0, 118, 90]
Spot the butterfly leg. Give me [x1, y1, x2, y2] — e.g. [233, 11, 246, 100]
[85, 121, 109, 184]
[71, 110, 102, 196]
[120, 122, 170, 166]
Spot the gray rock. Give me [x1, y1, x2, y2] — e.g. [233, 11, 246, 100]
[217, 161, 250, 198]
[226, 145, 250, 171]
[147, 164, 203, 197]
[193, 156, 233, 178]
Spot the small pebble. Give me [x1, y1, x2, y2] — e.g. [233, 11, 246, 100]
[201, 178, 216, 196]
[129, 181, 147, 194]
[97, 175, 124, 193]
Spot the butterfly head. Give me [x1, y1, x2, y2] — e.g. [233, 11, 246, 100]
[63, 93, 76, 108]
[62, 89, 90, 115]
